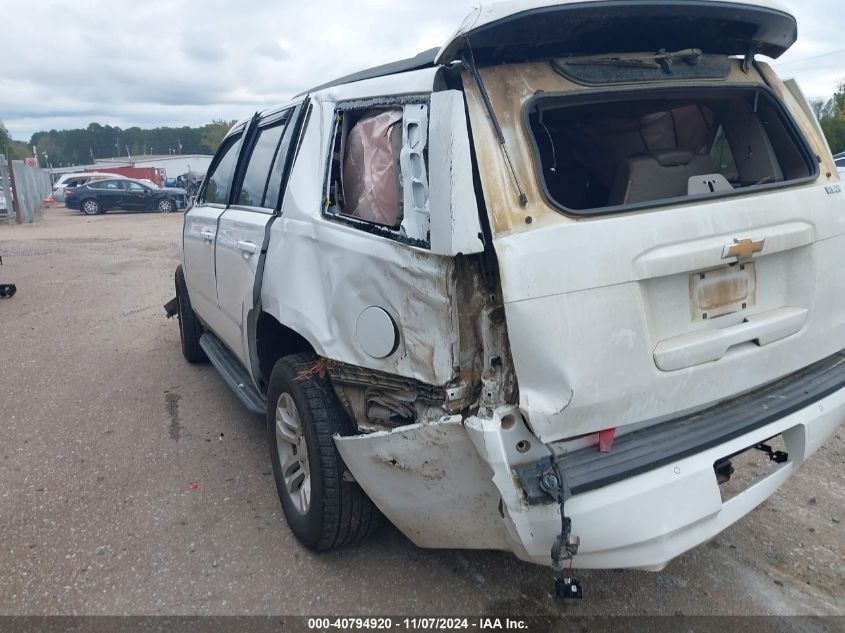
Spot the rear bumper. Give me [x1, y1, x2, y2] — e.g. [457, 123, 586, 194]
[336, 353, 845, 570]
[509, 390, 842, 569]
[517, 352, 845, 500]
[477, 352, 845, 569]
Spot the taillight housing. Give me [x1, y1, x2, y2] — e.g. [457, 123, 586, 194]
[65, 189, 77, 197]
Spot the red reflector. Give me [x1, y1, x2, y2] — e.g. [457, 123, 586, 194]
[598, 428, 616, 453]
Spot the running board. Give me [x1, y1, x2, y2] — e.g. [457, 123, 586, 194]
[199, 333, 265, 416]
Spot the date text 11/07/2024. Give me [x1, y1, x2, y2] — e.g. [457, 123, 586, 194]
[306, 618, 530, 630]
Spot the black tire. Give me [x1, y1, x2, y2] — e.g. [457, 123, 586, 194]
[81, 198, 100, 215]
[175, 265, 206, 363]
[267, 352, 380, 550]
[157, 198, 175, 213]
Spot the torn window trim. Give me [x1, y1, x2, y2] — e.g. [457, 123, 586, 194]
[321, 95, 433, 249]
[521, 83, 819, 219]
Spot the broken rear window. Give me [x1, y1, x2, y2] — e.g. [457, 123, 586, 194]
[341, 108, 404, 227]
[526, 86, 817, 215]
[324, 102, 431, 247]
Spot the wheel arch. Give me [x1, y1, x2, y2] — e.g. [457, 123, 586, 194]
[251, 311, 317, 394]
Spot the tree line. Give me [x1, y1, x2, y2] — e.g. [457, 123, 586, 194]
[1, 120, 236, 167]
[2, 80, 845, 168]
[811, 81, 845, 155]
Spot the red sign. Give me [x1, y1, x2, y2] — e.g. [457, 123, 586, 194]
[24, 157, 37, 167]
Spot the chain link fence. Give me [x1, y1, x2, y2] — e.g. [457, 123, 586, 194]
[0, 155, 53, 224]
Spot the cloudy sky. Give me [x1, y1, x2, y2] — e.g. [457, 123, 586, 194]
[1, 0, 843, 141]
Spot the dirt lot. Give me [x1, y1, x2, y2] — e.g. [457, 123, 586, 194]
[0, 206, 843, 617]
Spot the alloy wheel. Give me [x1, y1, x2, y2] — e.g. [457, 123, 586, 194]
[275, 392, 311, 514]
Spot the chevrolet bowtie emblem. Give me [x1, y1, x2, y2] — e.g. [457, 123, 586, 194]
[722, 237, 765, 262]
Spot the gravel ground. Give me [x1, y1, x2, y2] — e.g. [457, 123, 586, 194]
[0, 206, 843, 617]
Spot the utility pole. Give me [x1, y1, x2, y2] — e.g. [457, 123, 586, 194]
[5, 147, 21, 224]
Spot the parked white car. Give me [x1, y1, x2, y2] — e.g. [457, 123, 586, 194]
[835, 156, 845, 178]
[171, 0, 845, 576]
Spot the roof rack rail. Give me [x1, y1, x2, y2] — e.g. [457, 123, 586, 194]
[297, 47, 440, 96]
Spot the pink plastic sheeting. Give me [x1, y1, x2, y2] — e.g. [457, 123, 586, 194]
[342, 109, 403, 227]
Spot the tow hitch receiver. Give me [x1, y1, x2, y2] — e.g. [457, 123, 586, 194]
[754, 442, 789, 463]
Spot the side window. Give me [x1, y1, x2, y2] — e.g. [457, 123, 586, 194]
[92, 180, 121, 190]
[236, 117, 288, 208]
[202, 134, 242, 205]
[126, 182, 145, 193]
[265, 105, 308, 211]
[324, 102, 430, 245]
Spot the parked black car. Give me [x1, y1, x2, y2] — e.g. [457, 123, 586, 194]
[65, 179, 188, 215]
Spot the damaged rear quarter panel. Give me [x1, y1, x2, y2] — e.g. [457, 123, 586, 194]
[260, 90, 460, 386]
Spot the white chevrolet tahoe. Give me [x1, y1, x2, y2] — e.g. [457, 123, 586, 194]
[172, 0, 845, 575]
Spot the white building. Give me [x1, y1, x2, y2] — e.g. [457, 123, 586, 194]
[94, 154, 213, 180]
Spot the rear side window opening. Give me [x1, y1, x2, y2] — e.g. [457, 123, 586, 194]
[526, 86, 818, 215]
[323, 100, 431, 247]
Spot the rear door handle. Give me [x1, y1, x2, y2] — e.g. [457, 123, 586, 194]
[200, 230, 215, 242]
[237, 240, 257, 255]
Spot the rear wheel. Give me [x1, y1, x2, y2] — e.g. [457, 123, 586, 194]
[267, 353, 380, 550]
[175, 265, 206, 363]
[81, 199, 100, 215]
[157, 198, 175, 213]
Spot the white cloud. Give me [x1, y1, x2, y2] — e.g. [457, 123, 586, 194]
[1, 0, 843, 140]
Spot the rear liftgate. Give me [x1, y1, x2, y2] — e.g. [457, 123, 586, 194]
[452, 0, 803, 598]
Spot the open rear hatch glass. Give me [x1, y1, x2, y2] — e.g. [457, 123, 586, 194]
[525, 85, 818, 215]
[437, 0, 797, 65]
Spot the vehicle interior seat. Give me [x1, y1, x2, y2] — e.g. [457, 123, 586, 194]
[608, 150, 719, 206]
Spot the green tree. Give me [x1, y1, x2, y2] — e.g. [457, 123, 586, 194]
[0, 121, 13, 153]
[817, 80, 845, 155]
[834, 80, 845, 119]
[0, 121, 28, 159]
[200, 120, 236, 153]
